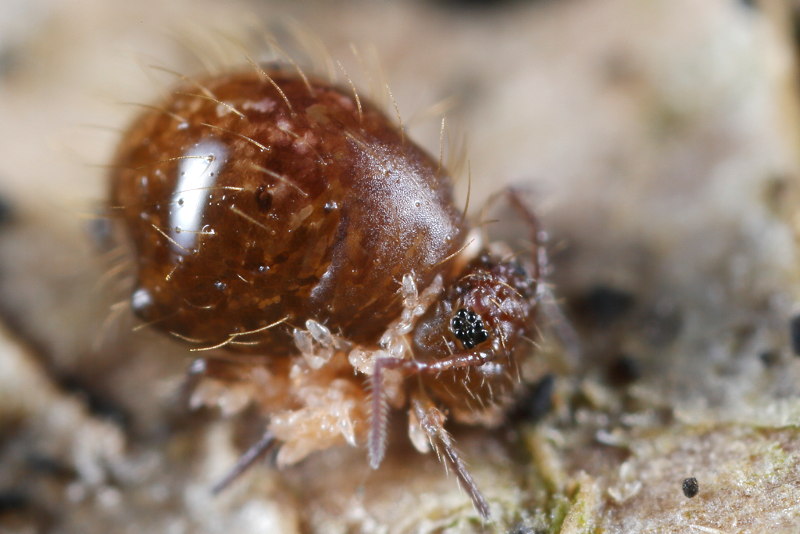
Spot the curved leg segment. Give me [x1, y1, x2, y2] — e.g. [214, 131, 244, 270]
[368, 348, 497, 469]
[505, 187, 582, 365]
[368, 349, 498, 519]
[179, 357, 277, 494]
[211, 430, 276, 495]
[411, 393, 491, 520]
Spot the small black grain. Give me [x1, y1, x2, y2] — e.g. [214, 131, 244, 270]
[682, 477, 699, 498]
[509, 373, 555, 423]
[606, 355, 641, 386]
[759, 350, 780, 367]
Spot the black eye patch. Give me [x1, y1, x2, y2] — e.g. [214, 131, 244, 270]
[451, 308, 489, 349]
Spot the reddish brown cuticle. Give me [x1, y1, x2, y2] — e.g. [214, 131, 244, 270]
[111, 69, 468, 352]
[109, 65, 544, 520]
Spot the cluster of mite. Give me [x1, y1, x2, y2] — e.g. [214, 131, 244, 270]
[107, 60, 550, 520]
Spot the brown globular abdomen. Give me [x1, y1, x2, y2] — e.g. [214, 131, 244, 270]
[108, 61, 550, 521]
[110, 68, 468, 353]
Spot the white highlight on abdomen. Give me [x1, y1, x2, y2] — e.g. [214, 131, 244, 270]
[169, 139, 227, 251]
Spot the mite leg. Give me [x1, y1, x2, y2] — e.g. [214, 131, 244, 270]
[410, 391, 491, 520]
[179, 357, 277, 494]
[505, 187, 582, 365]
[211, 430, 276, 494]
[368, 348, 497, 469]
[503, 186, 548, 289]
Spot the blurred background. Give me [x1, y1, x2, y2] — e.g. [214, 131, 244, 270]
[2, 0, 800, 532]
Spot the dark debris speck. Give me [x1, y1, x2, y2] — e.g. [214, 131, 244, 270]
[572, 285, 635, 327]
[682, 477, 699, 498]
[509, 373, 555, 423]
[759, 350, 780, 367]
[59, 375, 130, 429]
[606, 355, 641, 386]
